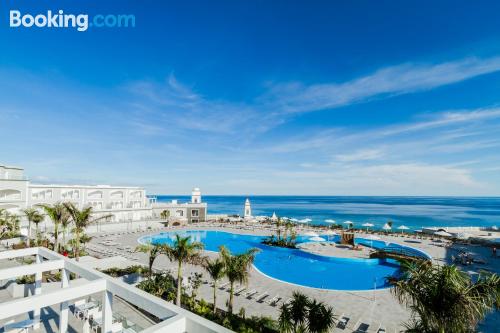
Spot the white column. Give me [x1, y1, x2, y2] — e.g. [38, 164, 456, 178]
[102, 290, 113, 333]
[59, 268, 70, 333]
[33, 254, 43, 329]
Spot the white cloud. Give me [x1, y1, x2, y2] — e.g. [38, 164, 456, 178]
[126, 74, 261, 135]
[125, 56, 500, 139]
[262, 57, 500, 114]
[2, 56, 500, 195]
[380, 108, 500, 136]
[335, 149, 384, 162]
[262, 107, 500, 154]
[267, 163, 487, 196]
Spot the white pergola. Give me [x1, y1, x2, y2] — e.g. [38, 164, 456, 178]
[0, 247, 232, 333]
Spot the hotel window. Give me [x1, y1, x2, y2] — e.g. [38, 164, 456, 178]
[130, 191, 142, 199]
[191, 209, 199, 217]
[0, 189, 21, 200]
[63, 190, 79, 199]
[91, 201, 103, 209]
[32, 191, 48, 199]
[111, 191, 124, 199]
[87, 190, 103, 199]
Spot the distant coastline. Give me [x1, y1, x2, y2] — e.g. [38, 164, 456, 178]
[153, 195, 500, 230]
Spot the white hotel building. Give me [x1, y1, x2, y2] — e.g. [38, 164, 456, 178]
[0, 164, 207, 224]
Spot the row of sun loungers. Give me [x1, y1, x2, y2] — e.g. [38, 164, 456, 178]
[212, 283, 282, 308]
[87, 244, 140, 262]
[333, 312, 392, 333]
[93, 226, 169, 238]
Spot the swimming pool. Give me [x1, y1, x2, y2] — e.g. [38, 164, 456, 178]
[139, 230, 428, 291]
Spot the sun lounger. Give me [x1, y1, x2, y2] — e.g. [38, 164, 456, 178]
[266, 295, 281, 306]
[337, 314, 349, 329]
[234, 286, 246, 295]
[218, 282, 230, 289]
[354, 322, 369, 332]
[245, 289, 258, 298]
[255, 292, 269, 302]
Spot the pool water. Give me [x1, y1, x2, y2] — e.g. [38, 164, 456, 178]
[139, 230, 425, 291]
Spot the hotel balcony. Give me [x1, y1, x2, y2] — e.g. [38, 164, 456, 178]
[0, 247, 232, 333]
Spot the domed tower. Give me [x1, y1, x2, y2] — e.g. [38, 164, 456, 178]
[244, 198, 252, 218]
[191, 187, 201, 204]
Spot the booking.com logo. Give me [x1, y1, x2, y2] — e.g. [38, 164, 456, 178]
[9, 10, 135, 32]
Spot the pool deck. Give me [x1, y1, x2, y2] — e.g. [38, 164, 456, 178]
[88, 223, 500, 333]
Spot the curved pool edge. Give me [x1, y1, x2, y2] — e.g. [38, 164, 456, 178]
[251, 261, 394, 293]
[139, 232, 395, 292]
[139, 229, 431, 262]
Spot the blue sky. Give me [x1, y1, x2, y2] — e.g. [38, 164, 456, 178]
[1, 0, 500, 195]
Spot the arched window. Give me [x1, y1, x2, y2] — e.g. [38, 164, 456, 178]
[87, 190, 103, 199]
[0, 189, 22, 200]
[129, 190, 142, 199]
[110, 191, 124, 199]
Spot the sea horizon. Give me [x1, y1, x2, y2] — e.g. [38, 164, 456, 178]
[154, 195, 500, 231]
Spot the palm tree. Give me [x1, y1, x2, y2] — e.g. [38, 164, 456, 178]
[283, 220, 293, 242]
[60, 211, 72, 251]
[390, 260, 500, 333]
[219, 245, 259, 314]
[306, 299, 335, 333]
[276, 217, 282, 241]
[63, 203, 112, 261]
[282, 221, 288, 241]
[32, 216, 44, 245]
[38, 203, 69, 252]
[279, 292, 335, 333]
[160, 210, 170, 220]
[279, 291, 310, 333]
[204, 257, 225, 314]
[80, 234, 92, 252]
[0, 210, 20, 240]
[135, 243, 162, 279]
[22, 208, 43, 246]
[162, 234, 204, 306]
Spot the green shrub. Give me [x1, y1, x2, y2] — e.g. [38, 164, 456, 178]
[137, 273, 176, 301]
[137, 272, 279, 332]
[16, 275, 35, 284]
[100, 265, 150, 277]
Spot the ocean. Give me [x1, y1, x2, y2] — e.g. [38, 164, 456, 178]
[154, 195, 500, 231]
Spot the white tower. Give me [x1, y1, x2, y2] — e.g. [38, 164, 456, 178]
[191, 187, 201, 204]
[244, 198, 252, 218]
[271, 211, 277, 222]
